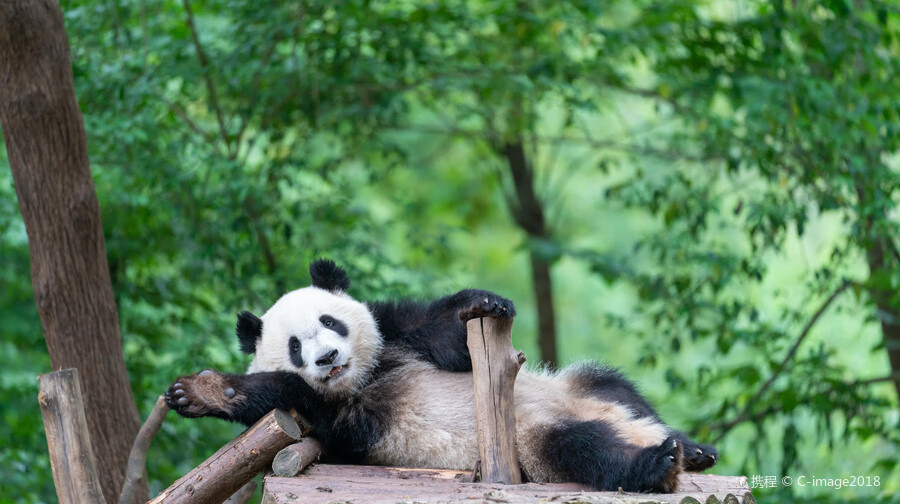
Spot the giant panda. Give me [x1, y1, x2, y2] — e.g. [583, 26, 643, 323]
[165, 259, 717, 492]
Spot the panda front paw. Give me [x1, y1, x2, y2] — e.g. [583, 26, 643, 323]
[458, 291, 517, 323]
[165, 369, 240, 418]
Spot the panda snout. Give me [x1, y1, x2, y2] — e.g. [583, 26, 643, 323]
[315, 349, 339, 367]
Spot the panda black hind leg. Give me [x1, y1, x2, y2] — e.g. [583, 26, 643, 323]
[565, 363, 718, 474]
[543, 420, 683, 493]
[671, 431, 718, 471]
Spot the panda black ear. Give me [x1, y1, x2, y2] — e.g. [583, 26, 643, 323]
[309, 258, 351, 292]
[236, 311, 263, 354]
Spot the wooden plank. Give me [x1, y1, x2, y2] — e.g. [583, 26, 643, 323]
[263, 465, 751, 504]
[37, 368, 105, 504]
[150, 409, 303, 504]
[301, 464, 477, 482]
[466, 316, 525, 484]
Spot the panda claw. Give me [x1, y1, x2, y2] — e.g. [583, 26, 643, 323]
[224, 387, 236, 398]
[682, 441, 718, 471]
[177, 397, 188, 405]
[173, 389, 186, 397]
[173, 382, 183, 388]
[199, 369, 212, 377]
[459, 292, 517, 323]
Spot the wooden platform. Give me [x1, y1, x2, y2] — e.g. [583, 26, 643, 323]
[262, 464, 754, 504]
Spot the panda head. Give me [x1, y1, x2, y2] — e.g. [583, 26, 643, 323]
[237, 259, 382, 398]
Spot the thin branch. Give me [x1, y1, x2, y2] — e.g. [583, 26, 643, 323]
[118, 396, 169, 504]
[709, 280, 850, 443]
[706, 405, 784, 439]
[243, 197, 281, 292]
[384, 124, 720, 163]
[182, 0, 232, 157]
[154, 94, 218, 147]
[233, 32, 286, 151]
[855, 372, 900, 386]
[761, 280, 852, 398]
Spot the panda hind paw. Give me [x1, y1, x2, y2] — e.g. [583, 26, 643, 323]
[683, 442, 718, 471]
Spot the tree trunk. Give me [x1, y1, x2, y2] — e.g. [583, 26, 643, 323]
[864, 244, 900, 401]
[529, 253, 558, 367]
[855, 182, 900, 402]
[0, 2, 145, 503]
[503, 140, 558, 367]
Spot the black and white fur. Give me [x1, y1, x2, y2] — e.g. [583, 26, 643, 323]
[166, 259, 717, 492]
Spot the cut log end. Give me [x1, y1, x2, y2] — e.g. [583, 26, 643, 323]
[272, 438, 324, 477]
[274, 408, 303, 440]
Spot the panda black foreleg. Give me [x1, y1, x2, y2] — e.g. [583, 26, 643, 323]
[373, 289, 516, 372]
[165, 370, 328, 426]
[165, 370, 383, 461]
[543, 421, 683, 493]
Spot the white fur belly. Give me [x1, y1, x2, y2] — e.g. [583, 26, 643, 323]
[365, 366, 479, 469]
[364, 364, 668, 476]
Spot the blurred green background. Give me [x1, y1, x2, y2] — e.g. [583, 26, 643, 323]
[1, 0, 899, 502]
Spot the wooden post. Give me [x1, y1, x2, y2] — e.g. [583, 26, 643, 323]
[37, 368, 105, 504]
[149, 409, 303, 504]
[466, 317, 525, 484]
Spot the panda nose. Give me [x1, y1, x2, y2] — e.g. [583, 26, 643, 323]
[315, 349, 339, 367]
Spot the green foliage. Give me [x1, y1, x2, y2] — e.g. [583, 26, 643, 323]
[1, 0, 899, 502]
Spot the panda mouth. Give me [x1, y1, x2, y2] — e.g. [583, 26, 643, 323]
[324, 363, 348, 382]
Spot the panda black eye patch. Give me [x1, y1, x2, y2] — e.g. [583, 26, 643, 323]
[319, 315, 348, 337]
[288, 336, 304, 367]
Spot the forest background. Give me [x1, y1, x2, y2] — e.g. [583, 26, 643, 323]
[1, 0, 899, 502]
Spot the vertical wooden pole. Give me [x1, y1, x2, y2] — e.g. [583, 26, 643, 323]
[38, 368, 105, 504]
[466, 317, 525, 484]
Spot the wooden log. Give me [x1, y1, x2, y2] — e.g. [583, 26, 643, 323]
[37, 368, 105, 504]
[271, 437, 324, 477]
[118, 395, 169, 504]
[465, 316, 525, 484]
[149, 409, 302, 504]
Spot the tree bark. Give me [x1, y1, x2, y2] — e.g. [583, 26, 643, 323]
[503, 140, 558, 367]
[0, 2, 144, 502]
